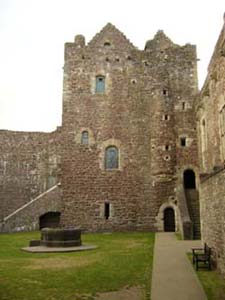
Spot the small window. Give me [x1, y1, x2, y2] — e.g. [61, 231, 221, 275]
[81, 131, 89, 145]
[164, 115, 169, 121]
[182, 102, 186, 110]
[104, 42, 111, 47]
[95, 76, 105, 93]
[105, 146, 119, 169]
[180, 137, 186, 147]
[104, 202, 110, 220]
[165, 145, 169, 151]
[105, 57, 110, 62]
[163, 89, 168, 96]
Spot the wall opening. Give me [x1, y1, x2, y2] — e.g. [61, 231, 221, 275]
[164, 207, 175, 232]
[105, 146, 119, 169]
[104, 202, 110, 220]
[39, 211, 61, 229]
[81, 131, 89, 145]
[183, 169, 196, 189]
[180, 137, 186, 147]
[95, 76, 105, 93]
[163, 89, 168, 96]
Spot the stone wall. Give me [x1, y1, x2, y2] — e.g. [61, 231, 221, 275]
[197, 19, 225, 276]
[0, 128, 61, 221]
[200, 169, 225, 275]
[1, 184, 62, 232]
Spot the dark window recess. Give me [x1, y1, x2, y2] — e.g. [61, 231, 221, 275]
[104, 42, 111, 47]
[180, 137, 186, 147]
[105, 57, 110, 62]
[182, 102, 186, 110]
[81, 131, 89, 145]
[104, 203, 110, 220]
[95, 76, 105, 93]
[163, 89, 168, 96]
[105, 146, 119, 169]
[164, 115, 169, 120]
[165, 145, 169, 151]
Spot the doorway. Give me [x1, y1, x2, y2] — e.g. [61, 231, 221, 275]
[164, 207, 175, 232]
[183, 169, 196, 189]
[39, 211, 61, 229]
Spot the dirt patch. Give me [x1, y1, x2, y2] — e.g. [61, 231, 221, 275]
[24, 256, 98, 270]
[95, 286, 144, 300]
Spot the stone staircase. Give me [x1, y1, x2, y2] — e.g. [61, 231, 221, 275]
[185, 189, 201, 240]
[0, 184, 62, 232]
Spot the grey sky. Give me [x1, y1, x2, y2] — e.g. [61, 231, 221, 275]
[0, 0, 224, 131]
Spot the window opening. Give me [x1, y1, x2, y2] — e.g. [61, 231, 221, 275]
[180, 137, 186, 147]
[104, 42, 111, 47]
[95, 76, 105, 93]
[105, 146, 119, 169]
[81, 131, 89, 145]
[104, 202, 110, 220]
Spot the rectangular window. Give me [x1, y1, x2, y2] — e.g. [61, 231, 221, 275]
[95, 76, 105, 93]
[180, 137, 186, 147]
[104, 202, 110, 220]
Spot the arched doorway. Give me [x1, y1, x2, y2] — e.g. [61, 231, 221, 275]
[183, 169, 201, 239]
[164, 207, 175, 232]
[183, 169, 196, 189]
[39, 211, 61, 229]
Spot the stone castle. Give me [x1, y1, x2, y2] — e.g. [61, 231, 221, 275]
[0, 19, 225, 276]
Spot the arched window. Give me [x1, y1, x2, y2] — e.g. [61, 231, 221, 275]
[105, 146, 119, 169]
[95, 76, 105, 93]
[81, 131, 89, 145]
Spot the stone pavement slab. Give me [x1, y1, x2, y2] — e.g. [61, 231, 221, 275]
[151, 233, 207, 300]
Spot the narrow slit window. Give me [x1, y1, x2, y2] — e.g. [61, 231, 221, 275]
[81, 131, 89, 145]
[95, 76, 105, 93]
[182, 102, 186, 110]
[180, 137, 186, 147]
[104, 202, 110, 220]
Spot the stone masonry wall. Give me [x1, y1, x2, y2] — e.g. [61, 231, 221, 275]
[1, 185, 62, 232]
[60, 24, 198, 232]
[197, 19, 225, 276]
[0, 128, 61, 221]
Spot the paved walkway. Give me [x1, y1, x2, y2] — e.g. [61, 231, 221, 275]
[151, 233, 207, 300]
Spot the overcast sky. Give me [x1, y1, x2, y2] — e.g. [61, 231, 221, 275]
[0, 0, 224, 132]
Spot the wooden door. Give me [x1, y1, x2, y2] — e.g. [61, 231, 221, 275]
[164, 208, 175, 232]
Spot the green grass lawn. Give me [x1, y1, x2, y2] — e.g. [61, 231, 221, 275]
[188, 255, 225, 300]
[0, 231, 154, 300]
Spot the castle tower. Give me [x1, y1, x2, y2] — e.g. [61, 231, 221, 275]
[60, 24, 199, 233]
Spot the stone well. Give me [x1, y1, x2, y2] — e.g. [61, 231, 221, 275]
[40, 228, 81, 247]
